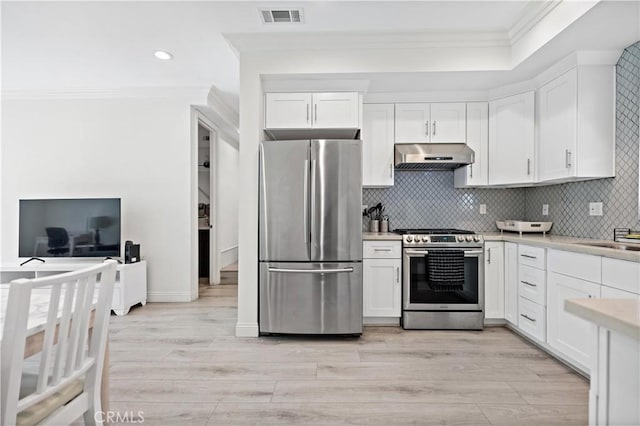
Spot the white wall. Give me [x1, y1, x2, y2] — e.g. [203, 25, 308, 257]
[1, 93, 207, 301]
[216, 134, 239, 268]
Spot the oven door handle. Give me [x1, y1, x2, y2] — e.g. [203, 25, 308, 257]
[405, 249, 482, 256]
[405, 250, 429, 255]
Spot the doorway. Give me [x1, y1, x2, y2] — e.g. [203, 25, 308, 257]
[196, 120, 218, 288]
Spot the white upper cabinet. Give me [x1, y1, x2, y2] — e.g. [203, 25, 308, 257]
[313, 92, 360, 128]
[454, 102, 488, 188]
[395, 103, 466, 143]
[395, 103, 430, 143]
[265, 92, 359, 129]
[488, 91, 535, 185]
[537, 66, 615, 183]
[265, 92, 313, 129]
[430, 103, 467, 143]
[362, 104, 395, 187]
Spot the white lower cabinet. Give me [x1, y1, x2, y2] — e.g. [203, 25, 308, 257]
[484, 242, 504, 319]
[518, 296, 545, 342]
[504, 242, 519, 325]
[363, 241, 401, 320]
[363, 258, 401, 317]
[547, 271, 600, 372]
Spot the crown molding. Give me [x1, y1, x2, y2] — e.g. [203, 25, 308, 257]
[508, 0, 563, 44]
[224, 30, 511, 53]
[1, 86, 211, 101]
[206, 87, 239, 129]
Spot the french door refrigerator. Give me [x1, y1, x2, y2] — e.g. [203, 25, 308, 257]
[259, 139, 363, 335]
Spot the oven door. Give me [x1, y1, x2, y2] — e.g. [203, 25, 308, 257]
[403, 247, 484, 311]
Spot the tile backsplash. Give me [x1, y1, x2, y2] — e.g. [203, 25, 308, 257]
[525, 42, 640, 240]
[363, 41, 639, 238]
[362, 172, 525, 232]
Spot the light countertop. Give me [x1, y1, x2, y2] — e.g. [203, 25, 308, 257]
[361, 230, 640, 262]
[565, 299, 640, 340]
[362, 232, 403, 241]
[482, 232, 640, 263]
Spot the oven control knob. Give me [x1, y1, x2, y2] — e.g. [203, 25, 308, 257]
[456, 236, 464, 242]
[466, 235, 473, 242]
[406, 236, 413, 243]
[473, 235, 481, 242]
[422, 236, 429, 242]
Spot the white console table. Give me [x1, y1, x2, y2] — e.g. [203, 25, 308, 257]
[0, 260, 147, 316]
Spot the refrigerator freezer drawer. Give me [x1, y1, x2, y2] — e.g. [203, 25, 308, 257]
[259, 262, 363, 335]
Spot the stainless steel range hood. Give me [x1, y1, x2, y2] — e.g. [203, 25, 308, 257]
[394, 144, 475, 170]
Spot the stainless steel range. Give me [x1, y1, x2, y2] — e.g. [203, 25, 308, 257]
[396, 229, 484, 330]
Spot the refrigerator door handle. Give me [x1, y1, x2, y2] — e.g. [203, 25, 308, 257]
[303, 159, 309, 246]
[268, 267, 354, 274]
[310, 158, 317, 250]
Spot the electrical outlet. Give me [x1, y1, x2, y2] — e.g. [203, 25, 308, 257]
[479, 204, 487, 215]
[542, 204, 549, 216]
[589, 202, 603, 216]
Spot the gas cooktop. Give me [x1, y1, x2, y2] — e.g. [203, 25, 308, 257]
[394, 228, 475, 235]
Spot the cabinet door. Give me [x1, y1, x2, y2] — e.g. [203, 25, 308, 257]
[488, 92, 535, 185]
[312, 92, 359, 128]
[265, 92, 312, 129]
[484, 242, 504, 319]
[363, 258, 401, 317]
[537, 69, 577, 181]
[430, 103, 466, 143]
[547, 272, 600, 372]
[362, 104, 395, 187]
[395, 103, 430, 143]
[454, 102, 488, 187]
[504, 242, 519, 325]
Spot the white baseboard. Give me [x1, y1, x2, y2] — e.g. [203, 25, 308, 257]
[363, 317, 400, 326]
[147, 292, 194, 302]
[235, 322, 259, 337]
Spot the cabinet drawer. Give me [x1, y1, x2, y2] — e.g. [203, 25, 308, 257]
[548, 249, 601, 283]
[602, 257, 640, 294]
[601, 285, 640, 299]
[363, 241, 401, 259]
[518, 297, 545, 342]
[518, 264, 546, 306]
[518, 245, 546, 270]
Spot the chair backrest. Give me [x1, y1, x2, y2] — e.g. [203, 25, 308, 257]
[46, 227, 69, 248]
[1, 260, 117, 425]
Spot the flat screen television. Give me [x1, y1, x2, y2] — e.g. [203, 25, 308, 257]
[19, 198, 121, 258]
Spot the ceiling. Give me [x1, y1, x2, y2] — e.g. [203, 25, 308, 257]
[2, 1, 638, 112]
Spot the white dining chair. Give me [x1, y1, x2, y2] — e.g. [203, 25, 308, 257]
[1, 260, 117, 426]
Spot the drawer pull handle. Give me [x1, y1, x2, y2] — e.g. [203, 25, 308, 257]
[520, 313, 536, 323]
[521, 281, 537, 287]
[520, 254, 537, 260]
[374, 249, 392, 252]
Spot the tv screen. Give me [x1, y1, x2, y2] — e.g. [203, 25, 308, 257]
[19, 198, 121, 258]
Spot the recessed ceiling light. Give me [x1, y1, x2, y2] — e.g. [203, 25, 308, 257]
[154, 50, 173, 60]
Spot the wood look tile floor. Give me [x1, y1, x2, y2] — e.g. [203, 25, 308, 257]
[107, 272, 588, 425]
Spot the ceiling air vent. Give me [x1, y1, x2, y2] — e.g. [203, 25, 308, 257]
[260, 8, 304, 24]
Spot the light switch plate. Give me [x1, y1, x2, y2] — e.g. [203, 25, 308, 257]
[479, 204, 487, 215]
[589, 202, 603, 216]
[542, 204, 549, 216]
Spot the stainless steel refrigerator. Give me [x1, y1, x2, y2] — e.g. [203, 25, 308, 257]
[259, 139, 363, 335]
